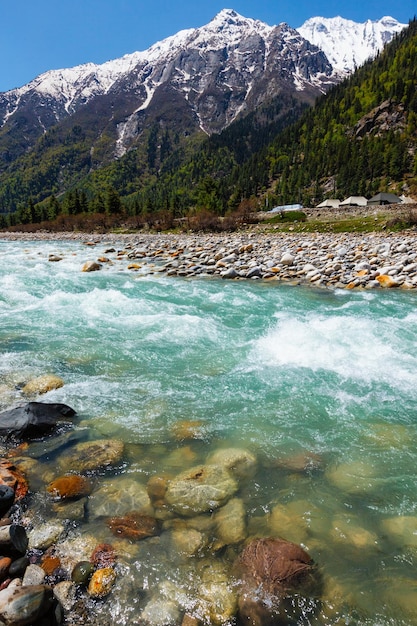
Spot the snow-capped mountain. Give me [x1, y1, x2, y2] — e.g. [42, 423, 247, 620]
[0, 9, 335, 159]
[297, 16, 406, 74]
[0, 9, 406, 166]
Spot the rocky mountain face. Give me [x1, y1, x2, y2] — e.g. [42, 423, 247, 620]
[0, 9, 407, 200]
[0, 9, 340, 167]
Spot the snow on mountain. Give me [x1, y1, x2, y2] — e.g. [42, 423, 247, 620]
[0, 9, 334, 144]
[297, 15, 407, 74]
[0, 9, 407, 161]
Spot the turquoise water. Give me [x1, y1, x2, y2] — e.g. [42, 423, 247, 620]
[1, 239, 417, 624]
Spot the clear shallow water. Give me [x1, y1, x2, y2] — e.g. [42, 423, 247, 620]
[1, 239, 417, 624]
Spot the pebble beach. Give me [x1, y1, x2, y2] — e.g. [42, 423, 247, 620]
[1, 229, 417, 289]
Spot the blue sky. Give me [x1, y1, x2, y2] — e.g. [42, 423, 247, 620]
[1, 0, 415, 92]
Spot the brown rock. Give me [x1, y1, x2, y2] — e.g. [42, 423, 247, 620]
[47, 475, 92, 500]
[377, 274, 399, 288]
[87, 567, 116, 598]
[81, 261, 101, 272]
[91, 544, 117, 569]
[0, 557, 11, 580]
[40, 555, 61, 576]
[107, 512, 160, 540]
[146, 475, 168, 502]
[236, 538, 321, 626]
[0, 460, 28, 500]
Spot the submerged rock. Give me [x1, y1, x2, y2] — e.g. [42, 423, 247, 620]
[88, 477, 152, 519]
[141, 597, 181, 626]
[47, 474, 92, 500]
[165, 464, 238, 516]
[0, 584, 53, 625]
[235, 537, 321, 626]
[87, 567, 117, 599]
[58, 439, 124, 473]
[206, 448, 257, 480]
[107, 512, 160, 540]
[0, 402, 76, 440]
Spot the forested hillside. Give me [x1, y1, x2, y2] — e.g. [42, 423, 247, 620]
[1, 17, 416, 229]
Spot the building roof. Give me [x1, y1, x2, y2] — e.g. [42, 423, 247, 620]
[316, 199, 341, 208]
[339, 196, 368, 206]
[367, 192, 402, 204]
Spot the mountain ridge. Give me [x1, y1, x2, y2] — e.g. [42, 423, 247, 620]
[0, 9, 410, 218]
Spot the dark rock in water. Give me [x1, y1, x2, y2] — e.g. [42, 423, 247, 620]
[0, 485, 14, 518]
[235, 537, 322, 626]
[71, 561, 94, 585]
[8, 555, 29, 577]
[0, 402, 76, 439]
[0, 524, 29, 556]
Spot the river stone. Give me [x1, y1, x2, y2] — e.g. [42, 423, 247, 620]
[268, 502, 309, 545]
[22, 564, 46, 586]
[47, 474, 92, 500]
[81, 261, 102, 272]
[380, 515, 417, 547]
[206, 448, 257, 480]
[165, 464, 238, 516]
[58, 439, 124, 473]
[0, 402, 76, 439]
[87, 567, 117, 598]
[281, 253, 295, 266]
[0, 485, 14, 518]
[22, 374, 64, 396]
[141, 598, 181, 626]
[71, 561, 94, 585]
[214, 498, 246, 547]
[107, 512, 160, 540]
[28, 521, 65, 550]
[326, 460, 378, 495]
[88, 477, 152, 519]
[170, 527, 206, 556]
[53, 581, 77, 612]
[330, 515, 378, 550]
[235, 537, 321, 626]
[196, 561, 237, 626]
[377, 274, 399, 288]
[0, 584, 53, 626]
[54, 534, 98, 574]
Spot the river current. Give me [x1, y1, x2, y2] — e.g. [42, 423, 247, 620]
[1, 238, 417, 625]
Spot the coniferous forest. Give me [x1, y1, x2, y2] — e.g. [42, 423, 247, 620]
[0, 18, 416, 230]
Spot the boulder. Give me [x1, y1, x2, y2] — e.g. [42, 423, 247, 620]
[107, 512, 160, 540]
[47, 475, 92, 500]
[235, 537, 321, 626]
[0, 584, 54, 625]
[0, 402, 76, 439]
[165, 464, 238, 516]
[214, 498, 246, 546]
[81, 261, 102, 272]
[206, 448, 257, 480]
[88, 477, 152, 518]
[58, 439, 124, 473]
[22, 374, 64, 396]
[376, 274, 399, 288]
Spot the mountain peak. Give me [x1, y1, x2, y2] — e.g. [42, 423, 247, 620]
[297, 15, 407, 73]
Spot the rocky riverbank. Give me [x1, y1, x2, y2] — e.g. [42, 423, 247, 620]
[2, 230, 417, 289]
